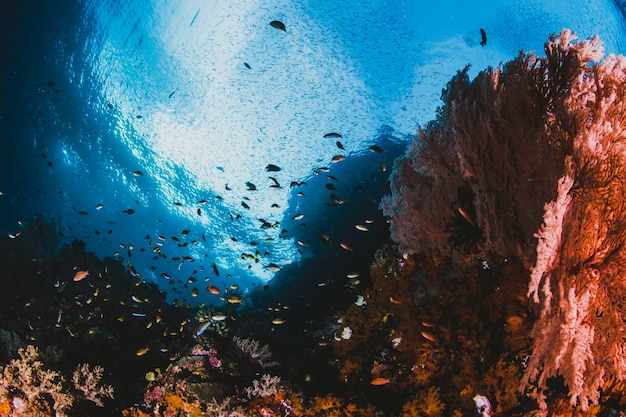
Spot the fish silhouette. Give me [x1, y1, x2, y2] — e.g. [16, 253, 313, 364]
[480, 28, 487, 46]
[270, 20, 286, 32]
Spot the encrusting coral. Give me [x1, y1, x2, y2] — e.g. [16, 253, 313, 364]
[382, 29, 626, 412]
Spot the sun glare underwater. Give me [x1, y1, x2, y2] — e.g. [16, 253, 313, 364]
[2, 0, 626, 416]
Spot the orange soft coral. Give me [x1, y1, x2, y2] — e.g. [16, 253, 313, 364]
[0, 399, 10, 417]
[402, 387, 445, 417]
[122, 409, 152, 417]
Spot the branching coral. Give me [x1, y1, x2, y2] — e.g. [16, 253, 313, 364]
[233, 336, 278, 368]
[72, 363, 114, 407]
[244, 374, 283, 399]
[0, 345, 115, 416]
[0, 345, 73, 417]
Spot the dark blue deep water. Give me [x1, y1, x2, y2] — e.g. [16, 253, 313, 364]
[1, 1, 626, 414]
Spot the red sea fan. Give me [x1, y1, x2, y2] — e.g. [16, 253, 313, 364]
[522, 32, 626, 411]
[382, 29, 626, 411]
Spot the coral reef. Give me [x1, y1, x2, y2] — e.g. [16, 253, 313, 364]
[5, 29, 626, 417]
[0, 217, 196, 415]
[0, 345, 73, 417]
[331, 243, 535, 416]
[123, 342, 303, 417]
[382, 29, 626, 413]
[129, 342, 230, 417]
[0, 345, 114, 416]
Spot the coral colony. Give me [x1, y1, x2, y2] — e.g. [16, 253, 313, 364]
[2, 29, 626, 416]
[382, 29, 626, 413]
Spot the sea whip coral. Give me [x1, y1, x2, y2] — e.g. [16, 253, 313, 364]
[382, 29, 626, 410]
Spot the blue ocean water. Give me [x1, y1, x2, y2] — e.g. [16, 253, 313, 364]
[1, 0, 625, 309]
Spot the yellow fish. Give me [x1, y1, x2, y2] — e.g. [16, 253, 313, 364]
[136, 346, 150, 356]
[227, 296, 242, 304]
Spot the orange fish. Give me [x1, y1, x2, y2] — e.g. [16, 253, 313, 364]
[370, 377, 391, 386]
[73, 270, 90, 282]
[421, 331, 438, 343]
[389, 296, 402, 304]
[340, 242, 353, 252]
[207, 285, 220, 295]
[457, 207, 476, 227]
